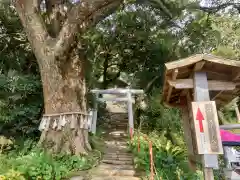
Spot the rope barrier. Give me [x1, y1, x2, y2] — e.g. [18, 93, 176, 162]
[149, 141, 154, 180]
[131, 131, 155, 180]
[143, 135, 154, 180]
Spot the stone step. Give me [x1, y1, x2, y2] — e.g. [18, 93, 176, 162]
[106, 124, 127, 128]
[106, 148, 129, 154]
[104, 150, 131, 154]
[109, 113, 128, 117]
[109, 135, 128, 139]
[108, 118, 128, 121]
[105, 152, 132, 156]
[107, 128, 127, 132]
[104, 145, 128, 149]
[106, 123, 127, 126]
[107, 128, 127, 131]
[108, 116, 128, 118]
[105, 135, 128, 139]
[106, 124, 128, 127]
[102, 159, 133, 165]
[104, 141, 128, 145]
[107, 120, 128, 123]
[91, 176, 140, 180]
[103, 156, 133, 161]
[108, 127, 126, 129]
[94, 168, 136, 176]
[109, 130, 126, 133]
[98, 164, 135, 170]
[103, 137, 128, 142]
[103, 155, 133, 160]
[109, 131, 128, 136]
[105, 132, 128, 140]
[109, 116, 128, 119]
[105, 143, 128, 148]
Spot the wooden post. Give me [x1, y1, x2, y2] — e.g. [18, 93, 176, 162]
[180, 96, 197, 171]
[234, 102, 240, 122]
[127, 91, 134, 134]
[91, 93, 99, 134]
[193, 72, 218, 180]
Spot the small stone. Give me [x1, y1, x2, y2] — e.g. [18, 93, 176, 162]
[70, 176, 84, 180]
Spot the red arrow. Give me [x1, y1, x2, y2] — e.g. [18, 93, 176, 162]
[196, 107, 204, 132]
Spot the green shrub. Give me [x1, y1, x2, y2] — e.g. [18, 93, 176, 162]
[0, 170, 25, 180]
[0, 71, 42, 138]
[137, 89, 183, 145]
[129, 131, 200, 180]
[0, 139, 101, 180]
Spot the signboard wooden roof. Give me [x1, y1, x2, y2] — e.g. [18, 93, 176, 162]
[162, 54, 240, 107]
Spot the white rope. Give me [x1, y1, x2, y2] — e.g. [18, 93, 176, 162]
[39, 112, 92, 131]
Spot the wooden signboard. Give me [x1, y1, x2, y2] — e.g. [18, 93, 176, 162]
[191, 101, 223, 155]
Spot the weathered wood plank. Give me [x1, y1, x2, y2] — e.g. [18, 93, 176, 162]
[220, 123, 240, 130]
[203, 54, 240, 67]
[212, 72, 240, 100]
[194, 61, 205, 71]
[166, 69, 178, 102]
[165, 54, 203, 70]
[168, 79, 236, 91]
[165, 54, 240, 70]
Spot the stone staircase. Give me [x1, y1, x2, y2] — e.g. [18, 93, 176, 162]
[70, 96, 141, 180]
[89, 112, 140, 180]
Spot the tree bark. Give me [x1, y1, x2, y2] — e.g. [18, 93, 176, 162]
[38, 48, 92, 154]
[13, 0, 123, 154]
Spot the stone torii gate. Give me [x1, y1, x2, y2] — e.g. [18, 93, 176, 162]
[90, 88, 144, 134]
[162, 54, 240, 180]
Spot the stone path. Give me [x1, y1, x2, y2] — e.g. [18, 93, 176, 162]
[89, 112, 141, 180]
[70, 98, 141, 180]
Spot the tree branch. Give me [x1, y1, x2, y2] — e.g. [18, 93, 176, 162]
[145, 75, 160, 93]
[148, 0, 172, 19]
[54, 0, 123, 58]
[13, 0, 50, 55]
[102, 52, 109, 89]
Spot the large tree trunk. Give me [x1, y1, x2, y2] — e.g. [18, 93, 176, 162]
[13, 0, 123, 154]
[38, 49, 91, 154]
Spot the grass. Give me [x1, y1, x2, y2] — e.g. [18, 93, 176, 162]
[0, 135, 104, 180]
